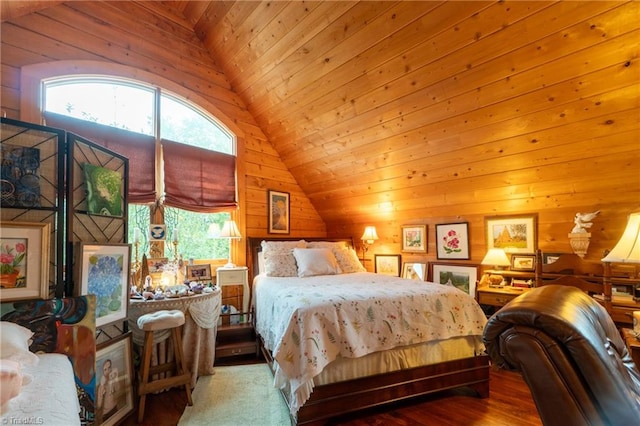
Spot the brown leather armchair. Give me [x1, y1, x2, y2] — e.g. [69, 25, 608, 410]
[483, 285, 640, 426]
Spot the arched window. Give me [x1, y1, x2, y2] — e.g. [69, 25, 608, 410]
[42, 76, 237, 261]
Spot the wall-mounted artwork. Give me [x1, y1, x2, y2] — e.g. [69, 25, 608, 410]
[0, 144, 41, 207]
[435, 222, 470, 260]
[485, 214, 538, 254]
[268, 190, 290, 234]
[77, 243, 130, 328]
[83, 163, 123, 216]
[0, 221, 50, 301]
[401, 225, 427, 253]
[375, 254, 401, 277]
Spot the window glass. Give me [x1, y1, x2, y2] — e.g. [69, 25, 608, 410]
[45, 79, 155, 135]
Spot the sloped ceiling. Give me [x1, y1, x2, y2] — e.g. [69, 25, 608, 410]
[3, 1, 638, 239]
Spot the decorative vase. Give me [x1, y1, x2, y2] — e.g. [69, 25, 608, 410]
[568, 232, 591, 258]
[0, 270, 20, 288]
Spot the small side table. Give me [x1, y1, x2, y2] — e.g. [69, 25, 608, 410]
[621, 328, 640, 367]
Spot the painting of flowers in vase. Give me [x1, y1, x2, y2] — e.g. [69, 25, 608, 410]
[0, 239, 26, 288]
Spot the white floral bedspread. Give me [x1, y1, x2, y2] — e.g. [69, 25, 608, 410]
[254, 272, 487, 414]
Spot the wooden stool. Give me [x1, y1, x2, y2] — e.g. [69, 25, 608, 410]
[136, 309, 193, 423]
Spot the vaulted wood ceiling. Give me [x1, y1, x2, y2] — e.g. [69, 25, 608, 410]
[2, 1, 638, 257]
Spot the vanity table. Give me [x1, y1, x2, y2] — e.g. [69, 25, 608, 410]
[129, 289, 222, 388]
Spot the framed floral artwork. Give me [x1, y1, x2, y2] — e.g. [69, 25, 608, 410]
[401, 225, 427, 253]
[268, 190, 290, 234]
[76, 243, 130, 328]
[0, 221, 50, 301]
[375, 254, 401, 277]
[435, 222, 470, 260]
[431, 263, 478, 296]
[96, 332, 134, 426]
[485, 214, 538, 254]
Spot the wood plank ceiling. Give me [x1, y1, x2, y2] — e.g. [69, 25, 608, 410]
[2, 1, 638, 257]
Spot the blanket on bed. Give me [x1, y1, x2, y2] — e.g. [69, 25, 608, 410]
[254, 272, 487, 414]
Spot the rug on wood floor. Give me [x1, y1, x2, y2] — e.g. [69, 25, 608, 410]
[177, 363, 291, 426]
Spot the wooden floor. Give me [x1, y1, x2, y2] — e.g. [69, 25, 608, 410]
[122, 355, 541, 426]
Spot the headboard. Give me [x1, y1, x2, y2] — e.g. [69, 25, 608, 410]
[247, 237, 355, 283]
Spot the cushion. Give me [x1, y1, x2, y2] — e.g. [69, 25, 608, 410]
[137, 309, 185, 331]
[307, 241, 348, 250]
[333, 247, 366, 273]
[0, 322, 39, 366]
[261, 240, 306, 277]
[292, 248, 341, 277]
[0, 359, 23, 408]
[264, 252, 299, 277]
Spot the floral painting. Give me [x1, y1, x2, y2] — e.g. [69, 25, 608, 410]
[77, 243, 130, 328]
[1, 239, 26, 288]
[401, 225, 427, 253]
[436, 222, 470, 260]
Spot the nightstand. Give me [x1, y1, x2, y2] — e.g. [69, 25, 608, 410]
[622, 328, 640, 368]
[215, 266, 258, 360]
[477, 272, 533, 316]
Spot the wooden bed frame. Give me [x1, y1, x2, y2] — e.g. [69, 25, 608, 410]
[247, 237, 490, 425]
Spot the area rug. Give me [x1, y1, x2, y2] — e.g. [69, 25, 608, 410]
[178, 363, 291, 426]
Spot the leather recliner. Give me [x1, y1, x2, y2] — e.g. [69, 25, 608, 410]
[483, 285, 640, 426]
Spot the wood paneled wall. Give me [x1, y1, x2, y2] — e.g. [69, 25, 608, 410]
[2, 1, 638, 271]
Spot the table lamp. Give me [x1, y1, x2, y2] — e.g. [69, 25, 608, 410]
[601, 212, 640, 300]
[481, 248, 511, 286]
[218, 220, 242, 268]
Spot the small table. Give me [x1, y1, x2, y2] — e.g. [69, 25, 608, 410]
[622, 328, 640, 368]
[129, 289, 222, 388]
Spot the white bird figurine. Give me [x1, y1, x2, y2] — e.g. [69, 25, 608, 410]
[571, 210, 600, 233]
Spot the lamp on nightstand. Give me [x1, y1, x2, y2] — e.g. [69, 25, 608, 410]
[481, 248, 511, 286]
[601, 212, 640, 300]
[360, 226, 379, 260]
[217, 220, 242, 268]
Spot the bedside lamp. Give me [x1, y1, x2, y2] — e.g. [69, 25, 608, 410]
[218, 220, 242, 268]
[481, 248, 511, 286]
[360, 226, 379, 260]
[601, 212, 640, 302]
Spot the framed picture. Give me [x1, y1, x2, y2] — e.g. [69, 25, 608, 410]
[77, 243, 130, 328]
[431, 263, 478, 296]
[82, 163, 123, 217]
[401, 225, 427, 253]
[149, 224, 167, 241]
[485, 214, 538, 254]
[511, 254, 536, 271]
[402, 262, 427, 281]
[375, 254, 401, 277]
[186, 264, 212, 281]
[435, 222, 470, 260]
[147, 257, 169, 273]
[543, 252, 563, 264]
[268, 190, 290, 234]
[96, 332, 134, 426]
[1, 144, 42, 208]
[0, 221, 50, 301]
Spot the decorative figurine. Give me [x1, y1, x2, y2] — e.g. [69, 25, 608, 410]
[571, 210, 600, 233]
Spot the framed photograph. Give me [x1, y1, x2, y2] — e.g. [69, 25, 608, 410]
[402, 262, 427, 281]
[77, 243, 130, 328]
[511, 254, 536, 271]
[147, 257, 169, 273]
[374, 254, 401, 277]
[401, 225, 427, 253]
[268, 190, 290, 234]
[0, 221, 50, 301]
[485, 214, 538, 254]
[96, 332, 134, 426]
[543, 252, 563, 264]
[431, 263, 478, 296]
[435, 222, 470, 260]
[186, 264, 212, 281]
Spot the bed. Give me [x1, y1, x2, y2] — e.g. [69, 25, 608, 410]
[248, 237, 490, 425]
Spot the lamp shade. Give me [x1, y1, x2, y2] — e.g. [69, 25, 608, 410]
[218, 220, 241, 239]
[481, 248, 511, 267]
[361, 226, 379, 244]
[601, 212, 640, 263]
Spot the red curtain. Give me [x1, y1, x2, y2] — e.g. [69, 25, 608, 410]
[44, 112, 156, 203]
[162, 139, 237, 213]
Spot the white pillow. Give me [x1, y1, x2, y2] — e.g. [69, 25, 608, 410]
[333, 247, 366, 273]
[307, 241, 348, 250]
[0, 322, 39, 366]
[261, 240, 306, 255]
[292, 248, 341, 277]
